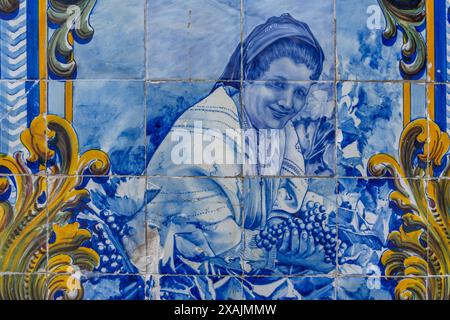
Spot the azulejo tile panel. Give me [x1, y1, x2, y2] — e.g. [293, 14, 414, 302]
[47, 176, 147, 274]
[1, 0, 450, 301]
[242, 81, 335, 177]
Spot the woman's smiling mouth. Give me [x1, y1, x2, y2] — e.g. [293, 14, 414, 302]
[268, 105, 292, 119]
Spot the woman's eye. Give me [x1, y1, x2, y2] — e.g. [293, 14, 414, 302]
[268, 82, 285, 89]
[295, 89, 306, 97]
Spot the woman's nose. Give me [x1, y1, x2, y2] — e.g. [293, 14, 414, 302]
[278, 90, 294, 111]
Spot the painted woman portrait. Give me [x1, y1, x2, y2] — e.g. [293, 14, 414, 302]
[135, 13, 337, 299]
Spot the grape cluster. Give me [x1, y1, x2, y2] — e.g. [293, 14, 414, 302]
[89, 210, 133, 273]
[255, 201, 348, 265]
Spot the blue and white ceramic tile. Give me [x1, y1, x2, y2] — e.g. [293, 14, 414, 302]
[337, 82, 426, 177]
[337, 178, 407, 276]
[47, 0, 145, 80]
[48, 80, 146, 176]
[337, 0, 426, 81]
[242, 81, 335, 176]
[149, 275, 243, 300]
[147, 177, 243, 276]
[242, 276, 335, 300]
[336, 277, 428, 300]
[243, 178, 337, 276]
[80, 274, 145, 300]
[147, 81, 243, 177]
[147, 0, 240, 81]
[147, 81, 215, 160]
[244, 0, 335, 81]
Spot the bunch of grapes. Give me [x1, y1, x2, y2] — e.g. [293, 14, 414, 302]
[88, 210, 133, 273]
[255, 201, 348, 265]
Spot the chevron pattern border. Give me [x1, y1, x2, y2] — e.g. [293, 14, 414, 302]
[0, 0, 27, 154]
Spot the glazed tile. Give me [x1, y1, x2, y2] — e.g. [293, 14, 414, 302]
[0, 80, 44, 169]
[149, 275, 243, 300]
[147, 177, 243, 276]
[243, 0, 335, 81]
[337, 0, 426, 81]
[48, 0, 145, 80]
[242, 81, 335, 177]
[147, 0, 240, 81]
[0, 274, 48, 300]
[336, 276, 427, 300]
[0, 1, 36, 80]
[242, 276, 335, 300]
[337, 178, 411, 276]
[337, 82, 426, 178]
[48, 80, 146, 176]
[243, 178, 337, 276]
[147, 81, 243, 177]
[80, 273, 145, 300]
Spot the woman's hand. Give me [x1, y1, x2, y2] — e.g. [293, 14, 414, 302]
[276, 227, 335, 273]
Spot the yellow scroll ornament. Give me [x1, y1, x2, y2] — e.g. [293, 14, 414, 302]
[368, 118, 450, 300]
[0, 114, 109, 300]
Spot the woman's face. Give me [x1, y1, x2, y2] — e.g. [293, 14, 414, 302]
[244, 57, 314, 129]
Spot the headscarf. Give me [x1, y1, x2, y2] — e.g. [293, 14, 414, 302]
[216, 13, 325, 89]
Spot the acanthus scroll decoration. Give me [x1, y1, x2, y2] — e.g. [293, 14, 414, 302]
[0, 115, 110, 300]
[377, 0, 426, 78]
[0, 0, 19, 14]
[48, 0, 97, 78]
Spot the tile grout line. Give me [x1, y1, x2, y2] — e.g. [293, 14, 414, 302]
[12, 79, 450, 83]
[44, 0, 50, 298]
[333, 0, 338, 301]
[144, 0, 150, 300]
[240, 0, 245, 288]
